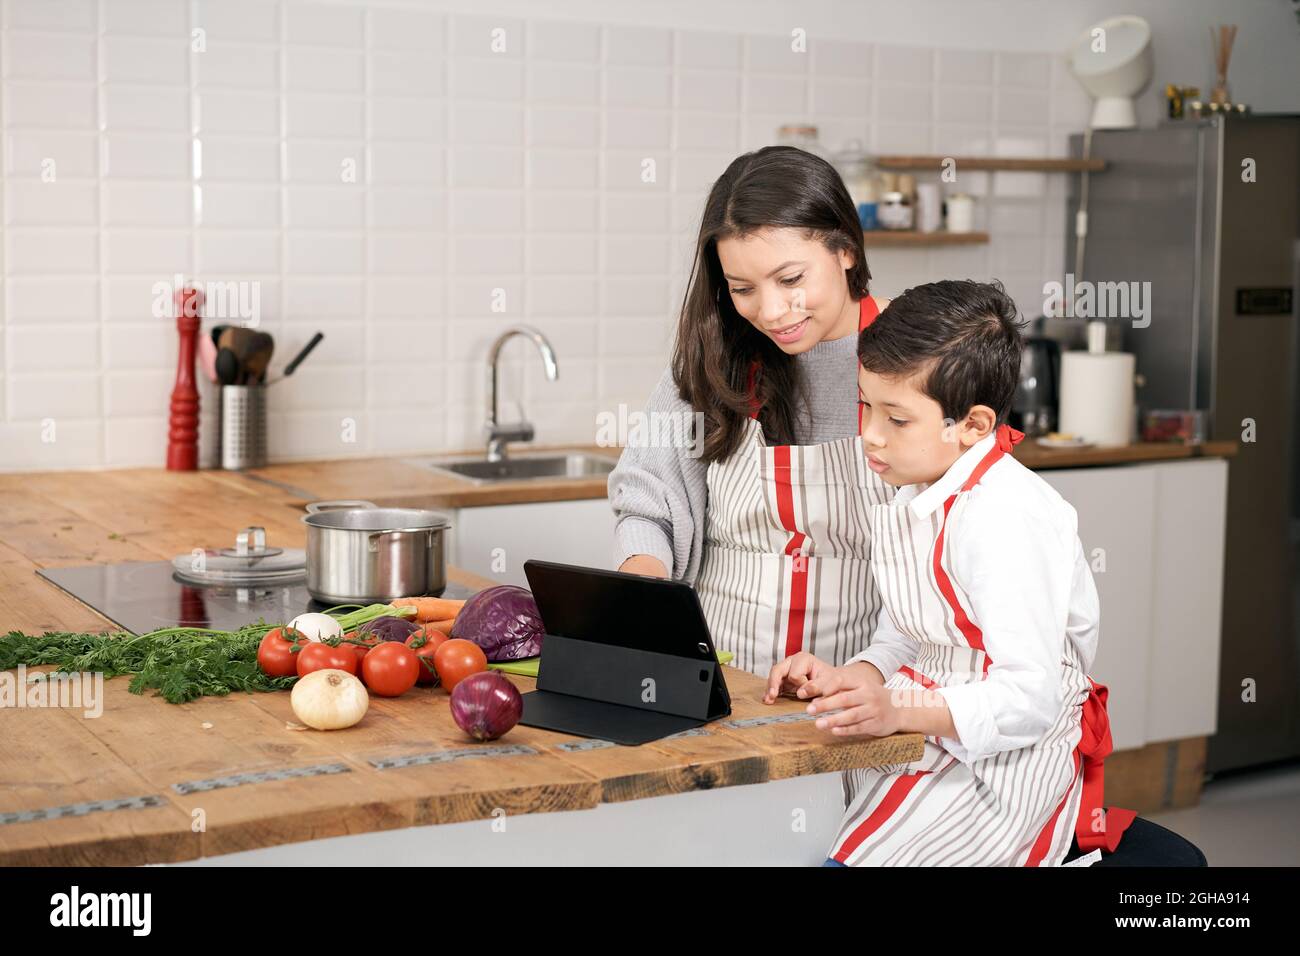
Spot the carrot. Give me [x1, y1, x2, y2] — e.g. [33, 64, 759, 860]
[392, 597, 466, 623]
[419, 619, 456, 637]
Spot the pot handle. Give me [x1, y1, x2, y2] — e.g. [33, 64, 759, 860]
[366, 527, 440, 552]
[305, 499, 378, 514]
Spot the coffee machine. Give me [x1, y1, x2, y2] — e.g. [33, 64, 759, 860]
[1010, 327, 1060, 437]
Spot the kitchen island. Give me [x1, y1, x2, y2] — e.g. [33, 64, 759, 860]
[0, 466, 921, 866]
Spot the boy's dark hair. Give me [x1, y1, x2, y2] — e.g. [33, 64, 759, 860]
[857, 279, 1025, 425]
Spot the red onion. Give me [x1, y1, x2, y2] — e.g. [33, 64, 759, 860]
[358, 615, 419, 644]
[449, 672, 523, 741]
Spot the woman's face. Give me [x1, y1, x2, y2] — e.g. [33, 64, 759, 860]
[716, 227, 857, 354]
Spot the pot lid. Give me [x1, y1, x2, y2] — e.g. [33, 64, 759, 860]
[171, 526, 307, 586]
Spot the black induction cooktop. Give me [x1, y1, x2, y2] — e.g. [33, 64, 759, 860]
[37, 561, 474, 636]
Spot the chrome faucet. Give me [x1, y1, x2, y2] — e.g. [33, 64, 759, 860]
[485, 325, 559, 463]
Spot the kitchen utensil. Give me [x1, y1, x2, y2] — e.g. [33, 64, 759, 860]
[242, 330, 275, 384]
[218, 384, 267, 469]
[301, 500, 451, 604]
[217, 327, 261, 385]
[266, 331, 324, 385]
[166, 285, 203, 472]
[171, 526, 306, 587]
[215, 347, 239, 386]
[197, 328, 219, 385]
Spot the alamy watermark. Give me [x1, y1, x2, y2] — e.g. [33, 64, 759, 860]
[1042, 273, 1151, 328]
[151, 273, 261, 325]
[595, 404, 705, 457]
[0, 665, 103, 718]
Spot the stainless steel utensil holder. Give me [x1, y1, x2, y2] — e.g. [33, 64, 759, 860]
[218, 384, 267, 470]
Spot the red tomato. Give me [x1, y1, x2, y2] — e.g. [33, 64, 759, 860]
[296, 642, 358, 678]
[405, 628, 448, 686]
[257, 627, 304, 678]
[346, 630, 380, 678]
[433, 639, 487, 692]
[361, 642, 420, 697]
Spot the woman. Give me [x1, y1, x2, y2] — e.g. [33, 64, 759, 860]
[608, 146, 895, 677]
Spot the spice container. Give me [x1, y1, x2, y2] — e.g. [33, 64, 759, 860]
[878, 191, 914, 231]
[915, 182, 942, 232]
[946, 193, 975, 233]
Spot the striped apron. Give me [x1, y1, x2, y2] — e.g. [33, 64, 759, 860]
[830, 425, 1136, 866]
[695, 296, 895, 678]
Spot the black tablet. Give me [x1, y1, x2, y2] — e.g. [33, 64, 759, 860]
[520, 560, 732, 745]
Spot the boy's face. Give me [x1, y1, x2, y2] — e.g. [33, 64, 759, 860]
[857, 364, 995, 487]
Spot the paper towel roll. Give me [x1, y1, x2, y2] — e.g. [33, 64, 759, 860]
[1058, 351, 1135, 447]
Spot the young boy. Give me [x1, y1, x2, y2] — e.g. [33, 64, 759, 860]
[765, 279, 1134, 866]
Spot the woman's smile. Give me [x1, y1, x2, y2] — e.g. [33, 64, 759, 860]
[769, 316, 811, 344]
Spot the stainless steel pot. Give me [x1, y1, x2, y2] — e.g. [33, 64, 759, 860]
[301, 500, 450, 604]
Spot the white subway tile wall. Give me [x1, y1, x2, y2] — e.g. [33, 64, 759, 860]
[0, 0, 1092, 470]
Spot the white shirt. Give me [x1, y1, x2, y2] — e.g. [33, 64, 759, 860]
[848, 433, 1101, 765]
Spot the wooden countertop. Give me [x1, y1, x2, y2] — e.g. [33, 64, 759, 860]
[0, 467, 923, 865]
[232, 439, 1238, 512]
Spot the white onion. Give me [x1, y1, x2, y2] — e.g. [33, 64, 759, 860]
[287, 612, 343, 643]
[291, 669, 369, 730]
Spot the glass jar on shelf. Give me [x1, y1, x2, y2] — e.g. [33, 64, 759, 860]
[833, 139, 880, 230]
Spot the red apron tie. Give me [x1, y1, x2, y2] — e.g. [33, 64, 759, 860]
[995, 422, 1025, 452]
[1073, 678, 1137, 853]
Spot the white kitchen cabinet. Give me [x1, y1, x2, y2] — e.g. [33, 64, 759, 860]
[1144, 460, 1227, 742]
[1041, 459, 1228, 751]
[1041, 466, 1158, 751]
[445, 498, 617, 588]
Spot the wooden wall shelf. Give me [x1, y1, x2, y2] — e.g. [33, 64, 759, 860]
[874, 155, 1106, 172]
[862, 230, 989, 247]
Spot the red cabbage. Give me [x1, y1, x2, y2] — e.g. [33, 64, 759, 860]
[451, 585, 544, 662]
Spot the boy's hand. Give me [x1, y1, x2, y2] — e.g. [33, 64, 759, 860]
[764, 652, 834, 703]
[807, 680, 902, 737]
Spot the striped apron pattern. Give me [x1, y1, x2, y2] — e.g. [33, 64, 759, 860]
[695, 296, 895, 678]
[830, 425, 1134, 866]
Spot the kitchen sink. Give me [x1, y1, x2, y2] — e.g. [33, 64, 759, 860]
[407, 451, 619, 484]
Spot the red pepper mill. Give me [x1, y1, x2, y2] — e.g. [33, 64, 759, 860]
[166, 285, 205, 471]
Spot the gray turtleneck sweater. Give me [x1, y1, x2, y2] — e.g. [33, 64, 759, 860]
[608, 332, 861, 584]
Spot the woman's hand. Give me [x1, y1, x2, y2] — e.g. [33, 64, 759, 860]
[618, 554, 668, 578]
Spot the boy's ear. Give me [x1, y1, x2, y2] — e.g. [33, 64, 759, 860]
[961, 405, 998, 445]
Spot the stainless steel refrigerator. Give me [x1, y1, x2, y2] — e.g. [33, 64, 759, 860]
[1066, 114, 1300, 775]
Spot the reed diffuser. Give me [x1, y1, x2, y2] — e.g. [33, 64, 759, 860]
[1209, 25, 1237, 107]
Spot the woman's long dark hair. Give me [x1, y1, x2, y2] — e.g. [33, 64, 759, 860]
[672, 146, 870, 464]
